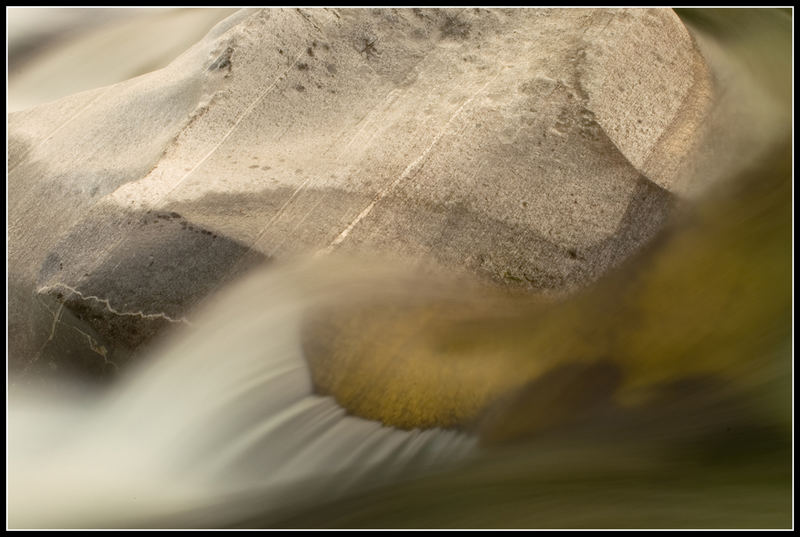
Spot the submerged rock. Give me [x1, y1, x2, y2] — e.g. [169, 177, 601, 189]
[9, 8, 713, 380]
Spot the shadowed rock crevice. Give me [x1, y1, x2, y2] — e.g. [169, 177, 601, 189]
[169, 178, 674, 294]
[20, 209, 268, 382]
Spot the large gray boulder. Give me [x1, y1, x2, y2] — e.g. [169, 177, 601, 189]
[8, 8, 713, 381]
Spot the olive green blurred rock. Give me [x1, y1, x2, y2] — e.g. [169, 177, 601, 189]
[302, 142, 791, 432]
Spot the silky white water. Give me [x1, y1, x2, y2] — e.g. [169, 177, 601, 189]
[8, 260, 477, 528]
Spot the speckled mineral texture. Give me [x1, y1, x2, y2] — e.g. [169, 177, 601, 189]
[9, 8, 717, 381]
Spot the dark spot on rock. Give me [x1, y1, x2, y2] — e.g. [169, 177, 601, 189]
[169, 212, 180, 219]
[56, 292, 63, 301]
[278, 48, 284, 54]
[297, 63, 309, 71]
[568, 248, 578, 259]
[322, 43, 329, 50]
[441, 12, 470, 39]
[249, 164, 259, 169]
[326, 63, 337, 74]
[295, 84, 305, 92]
[312, 40, 317, 48]
[261, 165, 271, 171]
[307, 47, 314, 56]
[209, 46, 234, 72]
[359, 38, 378, 59]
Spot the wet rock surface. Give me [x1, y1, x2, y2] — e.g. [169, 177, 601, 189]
[9, 8, 710, 380]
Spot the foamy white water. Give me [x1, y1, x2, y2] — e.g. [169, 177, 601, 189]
[8, 260, 477, 528]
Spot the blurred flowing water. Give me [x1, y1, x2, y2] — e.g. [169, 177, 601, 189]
[7, 8, 793, 529]
[9, 263, 478, 528]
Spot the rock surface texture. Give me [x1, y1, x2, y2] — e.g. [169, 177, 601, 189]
[9, 8, 713, 381]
